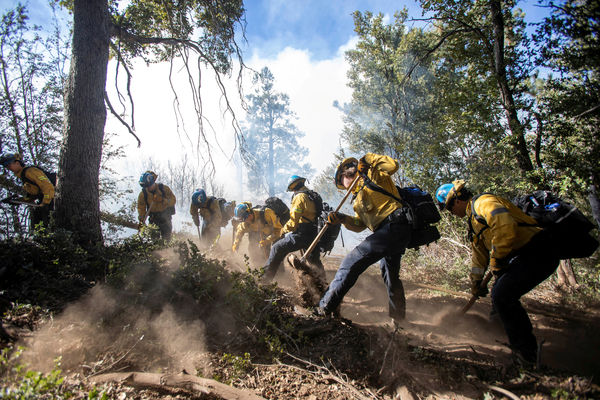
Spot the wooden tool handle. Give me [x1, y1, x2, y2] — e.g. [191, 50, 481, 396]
[301, 175, 361, 261]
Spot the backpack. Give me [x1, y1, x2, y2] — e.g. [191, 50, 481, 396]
[143, 184, 176, 215]
[511, 191, 598, 259]
[291, 189, 324, 224]
[363, 179, 441, 249]
[20, 166, 57, 187]
[316, 202, 341, 254]
[264, 197, 290, 225]
[207, 197, 234, 226]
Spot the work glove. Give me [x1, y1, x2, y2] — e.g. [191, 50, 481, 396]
[137, 222, 145, 231]
[470, 279, 489, 297]
[327, 211, 346, 225]
[259, 239, 268, 248]
[232, 243, 238, 252]
[357, 157, 370, 175]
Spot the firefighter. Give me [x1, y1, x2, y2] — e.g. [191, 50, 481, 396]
[0, 153, 55, 229]
[137, 171, 176, 240]
[262, 175, 324, 280]
[231, 202, 282, 261]
[318, 154, 412, 323]
[435, 179, 561, 365]
[190, 189, 223, 246]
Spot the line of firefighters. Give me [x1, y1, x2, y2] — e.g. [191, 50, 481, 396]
[0, 151, 583, 367]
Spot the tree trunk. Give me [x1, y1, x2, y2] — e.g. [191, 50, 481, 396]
[489, 0, 534, 174]
[54, 0, 109, 246]
[268, 118, 274, 196]
[556, 259, 578, 288]
[589, 180, 600, 228]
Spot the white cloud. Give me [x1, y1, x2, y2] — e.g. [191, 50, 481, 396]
[105, 37, 356, 202]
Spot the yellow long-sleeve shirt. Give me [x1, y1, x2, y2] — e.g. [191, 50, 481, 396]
[341, 153, 403, 232]
[232, 207, 282, 248]
[137, 184, 176, 222]
[190, 197, 222, 228]
[468, 193, 541, 278]
[17, 166, 55, 205]
[281, 188, 319, 235]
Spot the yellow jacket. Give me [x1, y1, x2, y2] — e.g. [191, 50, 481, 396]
[137, 184, 176, 221]
[190, 197, 222, 228]
[233, 207, 282, 248]
[468, 193, 541, 279]
[341, 153, 403, 232]
[282, 187, 319, 235]
[17, 166, 55, 205]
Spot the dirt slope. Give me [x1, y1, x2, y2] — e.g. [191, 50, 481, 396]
[2, 248, 599, 399]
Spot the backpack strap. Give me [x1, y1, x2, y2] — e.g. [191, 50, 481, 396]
[259, 206, 267, 224]
[206, 196, 215, 213]
[20, 166, 50, 188]
[142, 188, 149, 210]
[361, 176, 404, 204]
[143, 184, 167, 211]
[468, 194, 490, 241]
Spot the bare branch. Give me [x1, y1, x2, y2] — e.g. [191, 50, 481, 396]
[574, 104, 600, 120]
[109, 41, 135, 130]
[104, 91, 141, 147]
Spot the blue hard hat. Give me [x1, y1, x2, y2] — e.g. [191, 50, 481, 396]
[191, 189, 207, 205]
[139, 171, 157, 188]
[0, 153, 21, 168]
[234, 203, 251, 220]
[287, 175, 306, 191]
[436, 180, 466, 210]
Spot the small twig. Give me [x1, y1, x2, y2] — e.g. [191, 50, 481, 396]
[270, 325, 300, 352]
[469, 345, 479, 356]
[87, 335, 145, 378]
[104, 91, 141, 147]
[283, 352, 377, 400]
[379, 325, 399, 376]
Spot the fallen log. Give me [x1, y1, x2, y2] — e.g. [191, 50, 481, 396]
[100, 211, 138, 229]
[90, 371, 266, 400]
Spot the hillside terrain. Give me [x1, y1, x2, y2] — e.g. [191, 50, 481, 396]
[1, 236, 599, 399]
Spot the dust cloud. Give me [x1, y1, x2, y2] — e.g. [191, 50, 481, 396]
[20, 264, 211, 376]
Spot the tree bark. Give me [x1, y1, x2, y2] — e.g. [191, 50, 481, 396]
[54, 0, 109, 246]
[489, 0, 534, 173]
[589, 180, 600, 228]
[556, 259, 578, 288]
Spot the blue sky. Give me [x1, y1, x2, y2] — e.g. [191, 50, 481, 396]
[241, 0, 422, 60]
[240, 0, 550, 60]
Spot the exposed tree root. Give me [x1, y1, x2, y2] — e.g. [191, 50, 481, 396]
[90, 371, 266, 400]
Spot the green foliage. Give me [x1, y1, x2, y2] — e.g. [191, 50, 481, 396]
[171, 240, 229, 302]
[0, 4, 69, 237]
[535, 0, 600, 197]
[112, 0, 244, 71]
[0, 349, 69, 399]
[219, 352, 252, 382]
[243, 67, 314, 196]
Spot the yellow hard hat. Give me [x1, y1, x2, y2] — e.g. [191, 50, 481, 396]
[334, 157, 358, 190]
